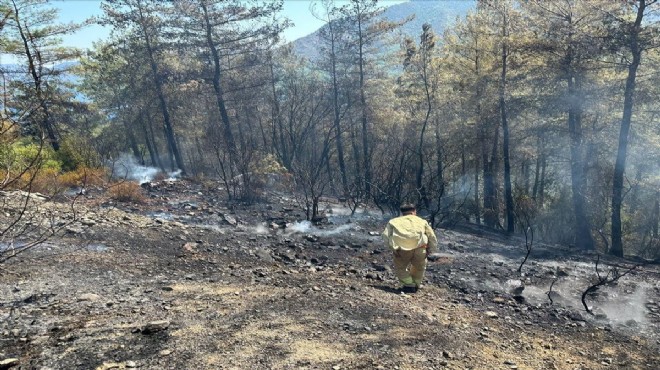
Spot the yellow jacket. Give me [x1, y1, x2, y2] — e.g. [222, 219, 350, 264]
[382, 214, 438, 253]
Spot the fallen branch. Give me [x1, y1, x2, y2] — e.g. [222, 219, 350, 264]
[581, 255, 640, 314]
[546, 275, 560, 305]
[518, 225, 534, 274]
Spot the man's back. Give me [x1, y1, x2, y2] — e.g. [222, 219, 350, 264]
[383, 214, 437, 252]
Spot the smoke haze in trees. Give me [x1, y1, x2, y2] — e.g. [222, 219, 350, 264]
[110, 154, 181, 184]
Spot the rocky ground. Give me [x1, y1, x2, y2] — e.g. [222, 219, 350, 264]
[1, 180, 659, 370]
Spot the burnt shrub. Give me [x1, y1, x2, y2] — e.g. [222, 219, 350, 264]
[107, 181, 146, 204]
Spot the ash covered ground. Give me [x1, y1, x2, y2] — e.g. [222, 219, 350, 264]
[1, 179, 659, 370]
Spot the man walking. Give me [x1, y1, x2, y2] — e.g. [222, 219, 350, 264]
[382, 204, 438, 293]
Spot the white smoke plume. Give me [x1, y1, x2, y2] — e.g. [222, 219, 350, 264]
[110, 154, 181, 184]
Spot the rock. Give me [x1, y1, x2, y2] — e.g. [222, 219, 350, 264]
[66, 226, 84, 234]
[97, 363, 121, 370]
[547, 291, 561, 301]
[81, 219, 96, 226]
[254, 248, 274, 262]
[0, 358, 19, 369]
[78, 293, 100, 302]
[182, 242, 197, 253]
[569, 312, 585, 322]
[222, 214, 237, 226]
[125, 361, 138, 368]
[0, 190, 48, 201]
[492, 297, 507, 304]
[278, 251, 296, 262]
[305, 235, 319, 242]
[427, 253, 442, 261]
[485, 311, 499, 319]
[428, 253, 452, 262]
[159, 349, 172, 356]
[142, 320, 170, 334]
[311, 216, 327, 225]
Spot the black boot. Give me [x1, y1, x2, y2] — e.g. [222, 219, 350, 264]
[401, 286, 418, 294]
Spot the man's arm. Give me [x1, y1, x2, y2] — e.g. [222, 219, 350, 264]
[381, 223, 395, 251]
[425, 222, 438, 254]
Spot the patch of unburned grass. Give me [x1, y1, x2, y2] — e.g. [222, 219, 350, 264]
[171, 324, 209, 338]
[288, 339, 356, 363]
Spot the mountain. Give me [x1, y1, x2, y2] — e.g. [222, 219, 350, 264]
[291, 0, 476, 61]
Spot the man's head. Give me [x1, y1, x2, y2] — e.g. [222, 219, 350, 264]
[400, 203, 416, 215]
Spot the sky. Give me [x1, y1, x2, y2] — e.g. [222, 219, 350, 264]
[51, 0, 409, 49]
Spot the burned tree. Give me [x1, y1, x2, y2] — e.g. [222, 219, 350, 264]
[580, 255, 640, 314]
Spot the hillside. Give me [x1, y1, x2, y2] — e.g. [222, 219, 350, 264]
[292, 0, 475, 61]
[1, 180, 659, 369]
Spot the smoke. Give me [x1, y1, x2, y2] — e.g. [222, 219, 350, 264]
[110, 154, 181, 184]
[288, 220, 313, 233]
[326, 205, 381, 224]
[86, 243, 109, 252]
[285, 220, 358, 236]
[253, 223, 270, 234]
[598, 283, 650, 326]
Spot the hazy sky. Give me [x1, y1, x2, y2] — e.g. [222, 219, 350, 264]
[51, 0, 408, 49]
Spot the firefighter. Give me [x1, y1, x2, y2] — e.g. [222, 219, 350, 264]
[381, 203, 438, 293]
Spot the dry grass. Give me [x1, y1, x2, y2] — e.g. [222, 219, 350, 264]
[107, 181, 146, 204]
[58, 167, 109, 188]
[17, 168, 61, 194]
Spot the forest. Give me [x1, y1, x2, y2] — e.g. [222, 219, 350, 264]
[1, 0, 659, 260]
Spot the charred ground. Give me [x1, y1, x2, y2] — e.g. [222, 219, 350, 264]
[1, 180, 659, 370]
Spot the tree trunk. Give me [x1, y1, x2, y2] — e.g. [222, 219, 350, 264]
[652, 192, 659, 239]
[200, 2, 239, 167]
[611, 0, 645, 258]
[567, 74, 594, 250]
[137, 5, 186, 175]
[145, 112, 166, 172]
[141, 120, 158, 170]
[474, 157, 480, 225]
[268, 59, 290, 169]
[416, 48, 433, 209]
[499, 18, 514, 233]
[483, 124, 500, 229]
[435, 118, 444, 198]
[356, 12, 371, 197]
[12, 2, 59, 151]
[329, 21, 348, 195]
[539, 153, 546, 208]
[532, 133, 544, 202]
[124, 118, 142, 164]
[461, 144, 467, 194]
[350, 117, 361, 179]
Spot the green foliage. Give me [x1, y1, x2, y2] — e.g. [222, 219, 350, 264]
[1, 138, 61, 173]
[56, 136, 102, 172]
[3, 0, 655, 258]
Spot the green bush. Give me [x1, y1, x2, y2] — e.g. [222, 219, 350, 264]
[5, 138, 62, 173]
[56, 136, 102, 172]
